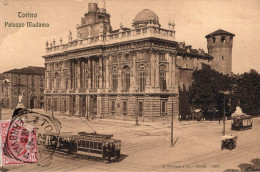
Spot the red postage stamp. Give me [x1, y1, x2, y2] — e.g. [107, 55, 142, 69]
[0, 120, 38, 166]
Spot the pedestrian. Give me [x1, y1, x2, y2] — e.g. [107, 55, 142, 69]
[219, 117, 221, 124]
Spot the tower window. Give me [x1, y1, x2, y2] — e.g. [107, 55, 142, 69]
[221, 36, 226, 43]
[212, 37, 216, 43]
[222, 56, 224, 60]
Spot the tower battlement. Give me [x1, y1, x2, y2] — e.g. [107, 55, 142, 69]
[206, 29, 235, 75]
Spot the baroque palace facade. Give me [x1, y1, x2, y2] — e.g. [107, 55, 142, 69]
[43, 3, 234, 119]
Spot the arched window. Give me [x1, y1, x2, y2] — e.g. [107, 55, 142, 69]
[122, 66, 130, 91]
[139, 65, 146, 92]
[111, 68, 118, 91]
[159, 65, 167, 91]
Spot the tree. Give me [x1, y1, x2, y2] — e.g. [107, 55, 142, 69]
[179, 86, 191, 120]
[234, 69, 260, 115]
[189, 64, 233, 119]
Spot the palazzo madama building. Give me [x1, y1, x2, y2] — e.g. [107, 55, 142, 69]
[43, 3, 234, 119]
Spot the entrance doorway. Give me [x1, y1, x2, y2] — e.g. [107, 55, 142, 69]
[30, 98, 34, 109]
[138, 101, 143, 117]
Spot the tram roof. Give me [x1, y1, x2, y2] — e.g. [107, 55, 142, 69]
[45, 132, 120, 142]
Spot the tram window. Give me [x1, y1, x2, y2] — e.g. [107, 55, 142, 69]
[86, 141, 89, 148]
[90, 141, 93, 148]
[94, 142, 97, 149]
[98, 143, 102, 149]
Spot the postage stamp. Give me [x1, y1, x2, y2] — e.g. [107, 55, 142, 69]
[0, 119, 37, 166]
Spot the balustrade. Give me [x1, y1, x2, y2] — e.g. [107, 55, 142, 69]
[45, 26, 176, 55]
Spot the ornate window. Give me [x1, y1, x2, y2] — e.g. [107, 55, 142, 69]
[40, 79, 44, 87]
[159, 65, 167, 91]
[122, 66, 130, 91]
[18, 78, 21, 84]
[49, 78, 53, 90]
[55, 73, 60, 89]
[31, 79, 35, 88]
[139, 65, 146, 92]
[124, 54, 129, 61]
[111, 68, 118, 91]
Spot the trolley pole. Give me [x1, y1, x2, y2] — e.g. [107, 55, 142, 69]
[171, 99, 174, 147]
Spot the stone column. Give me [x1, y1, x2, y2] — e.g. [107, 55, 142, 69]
[130, 52, 136, 91]
[99, 57, 103, 89]
[105, 56, 109, 90]
[97, 96, 101, 118]
[150, 53, 155, 87]
[166, 52, 170, 89]
[117, 55, 122, 92]
[155, 53, 160, 88]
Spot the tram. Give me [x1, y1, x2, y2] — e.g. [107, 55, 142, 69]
[231, 115, 253, 130]
[44, 132, 121, 162]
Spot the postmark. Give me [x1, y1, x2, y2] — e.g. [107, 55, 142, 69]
[3, 109, 61, 166]
[5, 119, 37, 164]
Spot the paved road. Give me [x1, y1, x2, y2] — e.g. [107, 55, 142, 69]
[2, 110, 260, 172]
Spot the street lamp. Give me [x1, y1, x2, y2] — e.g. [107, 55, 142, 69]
[171, 99, 174, 147]
[220, 91, 230, 136]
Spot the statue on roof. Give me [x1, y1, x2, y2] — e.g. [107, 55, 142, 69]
[120, 22, 123, 30]
[45, 41, 49, 48]
[68, 30, 73, 41]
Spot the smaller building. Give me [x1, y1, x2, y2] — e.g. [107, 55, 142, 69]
[1, 66, 45, 109]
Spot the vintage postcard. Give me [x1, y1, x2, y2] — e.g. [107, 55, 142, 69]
[0, 0, 259, 171]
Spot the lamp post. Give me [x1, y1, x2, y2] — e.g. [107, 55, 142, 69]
[135, 95, 139, 126]
[220, 91, 230, 136]
[171, 99, 174, 147]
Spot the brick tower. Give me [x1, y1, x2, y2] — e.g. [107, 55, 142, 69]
[205, 29, 235, 75]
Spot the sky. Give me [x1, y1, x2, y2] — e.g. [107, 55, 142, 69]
[0, 0, 260, 74]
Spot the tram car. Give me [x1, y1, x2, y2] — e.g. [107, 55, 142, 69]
[44, 132, 121, 162]
[231, 114, 252, 130]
